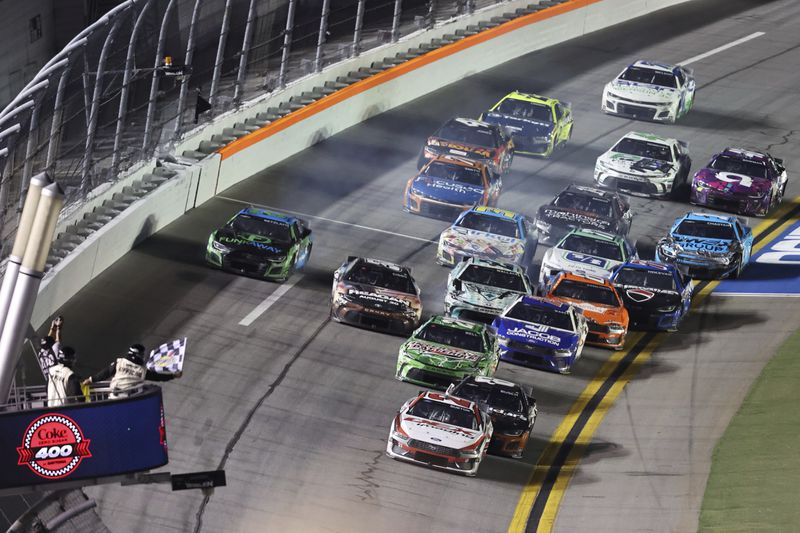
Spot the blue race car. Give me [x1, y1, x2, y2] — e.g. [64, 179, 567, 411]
[610, 260, 692, 331]
[492, 295, 588, 374]
[655, 212, 753, 279]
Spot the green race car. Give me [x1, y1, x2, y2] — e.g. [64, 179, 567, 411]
[205, 207, 312, 281]
[396, 315, 499, 389]
[480, 91, 573, 157]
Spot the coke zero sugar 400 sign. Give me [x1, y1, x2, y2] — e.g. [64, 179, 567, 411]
[17, 413, 92, 479]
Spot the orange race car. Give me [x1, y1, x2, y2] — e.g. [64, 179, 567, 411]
[403, 156, 501, 220]
[543, 271, 629, 350]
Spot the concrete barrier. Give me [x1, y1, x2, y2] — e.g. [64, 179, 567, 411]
[29, 0, 694, 330]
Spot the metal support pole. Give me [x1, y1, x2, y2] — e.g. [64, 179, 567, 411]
[45, 64, 73, 173]
[80, 17, 123, 195]
[391, 0, 403, 43]
[314, 0, 331, 73]
[234, 0, 258, 104]
[174, 0, 203, 137]
[277, 0, 297, 89]
[209, 0, 233, 109]
[427, 0, 436, 28]
[0, 172, 50, 340]
[466, 0, 475, 15]
[352, 0, 366, 57]
[19, 102, 42, 210]
[112, 0, 153, 177]
[142, 0, 177, 152]
[0, 181, 62, 403]
[82, 53, 92, 129]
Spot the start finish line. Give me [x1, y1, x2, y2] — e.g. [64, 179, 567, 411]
[717, 219, 800, 296]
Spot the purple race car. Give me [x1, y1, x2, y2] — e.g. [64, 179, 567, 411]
[690, 148, 788, 216]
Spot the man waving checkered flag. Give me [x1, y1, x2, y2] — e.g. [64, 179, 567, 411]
[147, 338, 187, 375]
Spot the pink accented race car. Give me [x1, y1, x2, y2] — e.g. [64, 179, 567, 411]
[690, 148, 788, 216]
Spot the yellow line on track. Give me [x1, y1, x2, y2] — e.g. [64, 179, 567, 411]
[508, 198, 800, 533]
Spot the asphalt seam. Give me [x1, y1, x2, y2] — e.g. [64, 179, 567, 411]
[523, 199, 800, 531]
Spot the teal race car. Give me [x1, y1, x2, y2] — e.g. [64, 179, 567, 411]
[396, 315, 499, 389]
[205, 207, 312, 281]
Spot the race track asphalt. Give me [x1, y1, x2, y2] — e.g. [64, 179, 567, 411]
[18, 0, 800, 531]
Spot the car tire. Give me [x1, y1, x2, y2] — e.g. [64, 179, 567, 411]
[729, 254, 743, 279]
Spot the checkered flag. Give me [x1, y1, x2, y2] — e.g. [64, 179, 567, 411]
[147, 338, 186, 375]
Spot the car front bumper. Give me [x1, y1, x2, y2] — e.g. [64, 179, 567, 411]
[690, 187, 770, 216]
[602, 94, 676, 122]
[386, 437, 482, 476]
[595, 169, 674, 198]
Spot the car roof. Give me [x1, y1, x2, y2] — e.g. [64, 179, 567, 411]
[460, 256, 525, 273]
[501, 91, 557, 106]
[419, 391, 477, 410]
[465, 206, 523, 221]
[446, 117, 495, 130]
[619, 131, 676, 145]
[426, 314, 487, 333]
[678, 212, 737, 225]
[618, 259, 677, 273]
[555, 271, 615, 288]
[469, 375, 520, 388]
[630, 59, 677, 72]
[428, 155, 487, 170]
[561, 184, 618, 200]
[514, 294, 573, 313]
[717, 147, 770, 163]
[563, 227, 622, 242]
[352, 257, 409, 272]
[238, 207, 295, 224]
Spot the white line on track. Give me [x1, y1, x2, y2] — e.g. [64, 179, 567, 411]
[218, 196, 437, 244]
[239, 275, 303, 326]
[713, 292, 800, 298]
[677, 32, 765, 66]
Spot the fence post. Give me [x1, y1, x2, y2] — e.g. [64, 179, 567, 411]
[352, 0, 366, 57]
[142, 0, 178, 153]
[314, 0, 331, 73]
[391, 0, 403, 42]
[210, 0, 233, 109]
[278, 0, 297, 89]
[174, 0, 204, 137]
[234, 0, 258, 104]
[45, 62, 76, 174]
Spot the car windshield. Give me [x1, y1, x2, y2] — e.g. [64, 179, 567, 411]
[495, 99, 553, 122]
[408, 398, 478, 430]
[229, 214, 292, 242]
[417, 322, 485, 352]
[553, 192, 614, 217]
[506, 302, 573, 330]
[612, 138, 672, 161]
[453, 382, 524, 413]
[560, 234, 624, 261]
[459, 265, 526, 291]
[456, 212, 520, 238]
[614, 267, 677, 291]
[675, 220, 735, 240]
[552, 279, 620, 306]
[709, 155, 767, 179]
[619, 66, 677, 88]
[423, 161, 484, 186]
[345, 262, 416, 294]
[437, 121, 498, 148]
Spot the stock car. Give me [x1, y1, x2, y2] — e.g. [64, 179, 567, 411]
[479, 91, 573, 157]
[535, 184, 633, 245]
[395, 316, 499, 389]
[446, 376, 537, 459]
[205, 207, 312, 281]
[417, 117, 514, 175]
[655, 212, 753, 279]
[610, 260, 693, 331]
[331, 257, 422, 334]
[602, 60, 695, 123]
[690, 148, 788, 216]
[386, 390, 493, 476]
[543, 272, 629, 350]
[403, 156, 501, 219]
[492, 295, 588, 374]
[445, 257, 534, 323]
[594, 132, 692, 198]
[436, 206, 538, 268]
[539, 228, 637, 284]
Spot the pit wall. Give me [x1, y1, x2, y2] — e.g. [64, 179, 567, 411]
[31, 0, 693, 329]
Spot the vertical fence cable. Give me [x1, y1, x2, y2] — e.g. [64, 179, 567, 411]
[210, 0, 233, 108]
[234, 0, 258, 103]
[174, 0, 204, 137]
[314, 0, 331, 73]
[278, 0, 297, 89]
[142, 0, 178, 152]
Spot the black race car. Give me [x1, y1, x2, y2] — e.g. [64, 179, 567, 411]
[418, 117, 514, 175]
[447, 375, 536, 459]
[535, 184, 633, 245]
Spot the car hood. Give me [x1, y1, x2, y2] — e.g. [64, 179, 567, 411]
[411, 175, 484, 204]
[537, 205, 617, 233]
[454, 281, 527, 310]
[441, 226, 526, 260]
[494, 318, 577, 350]
[694, 168, 772, 196]
[401, 340, 487, 368]
[429, 137, 494, 160]
[399, 415, 482, 448]
[545, 248, 622, 278]
[600, 152, 675, 178]
[214, 229, 290, 256]
[609, 80, 679, 104]
[548, 296, 626, 324]
[613, 284, 681, 310]
[670, 235, 734, 255]
[482, 112, 554, 137]
[338, 282, 419, 312]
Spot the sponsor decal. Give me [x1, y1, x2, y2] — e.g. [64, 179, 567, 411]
[405, 341, 478, 360]
[425, 180, 483, 195]
[406, 418, 477, 438]
[542, 208, 610, 229]
[625, 288, 655, 302]
[506, 325, 562, 346]
[439, 141, 491, 158]
[348, 288, 409, 308]
[677, 238, 729, 252]
[219, 235, 282, 253]
[714, 172, 755, 189]
[17, 414, 92, 479]
[565, 252, 608, 268]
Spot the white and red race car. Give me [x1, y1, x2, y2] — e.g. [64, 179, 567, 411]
[386, 390, 493, 476]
